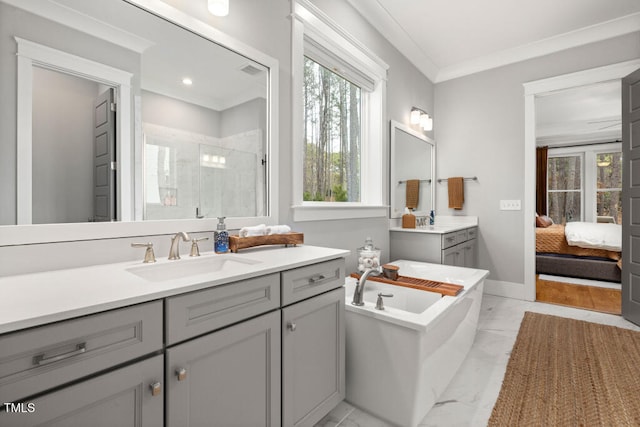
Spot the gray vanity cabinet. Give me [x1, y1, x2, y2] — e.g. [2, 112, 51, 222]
[390, 226, 478, 268]
[0, 256, 347, 427]
[0, 355, 164, 427]
[282, 287, 345, 427]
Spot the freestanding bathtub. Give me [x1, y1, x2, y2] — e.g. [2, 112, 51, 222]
[344, 260, 489, 427]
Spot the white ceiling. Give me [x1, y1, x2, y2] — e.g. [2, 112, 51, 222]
[347, 0, 640, 83]
[535, 80, 622, 146]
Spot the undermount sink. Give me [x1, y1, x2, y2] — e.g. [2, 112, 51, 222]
[126, 254, 262, 282]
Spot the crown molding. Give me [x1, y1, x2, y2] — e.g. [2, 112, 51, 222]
[436, 12, 640, 82]
[345, 0, 438, 82]
[347, 0, 640, 84]
[2, 0, 155, 53]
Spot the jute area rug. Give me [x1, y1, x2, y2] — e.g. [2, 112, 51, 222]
[488, 312, 640, 426]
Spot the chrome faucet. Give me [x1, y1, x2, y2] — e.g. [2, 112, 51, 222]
[168, 232, 190, 260]
[351, 267, 381, 306]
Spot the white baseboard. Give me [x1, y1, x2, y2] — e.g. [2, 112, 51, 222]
[484, 279, 526, 300]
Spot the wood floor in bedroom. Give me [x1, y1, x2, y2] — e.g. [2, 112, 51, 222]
[536, 275, 621, 315]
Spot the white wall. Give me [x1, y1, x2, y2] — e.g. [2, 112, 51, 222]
[434, 32, 640, 290]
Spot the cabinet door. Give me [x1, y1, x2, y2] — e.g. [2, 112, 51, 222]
[0, 355, 163, 427]
[463, 238, 477, 268]
[282, 287, 345, 427]
[166, 310, 281, 427]
[442, 244, 463, 266]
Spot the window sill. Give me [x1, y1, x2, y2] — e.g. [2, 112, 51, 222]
[292, 203, 388, 222]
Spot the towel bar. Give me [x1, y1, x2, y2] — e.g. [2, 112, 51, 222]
[397, 179, 432, 184]
[437, 176, 477, 183]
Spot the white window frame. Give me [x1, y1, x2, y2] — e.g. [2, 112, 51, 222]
[591, 144, 622, 222]
[291, 0, 389, 222]
[547, 142, 622, 223]
[546, 150, 584, 222]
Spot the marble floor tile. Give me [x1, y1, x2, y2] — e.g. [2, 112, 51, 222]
[316, 294, 640, 427]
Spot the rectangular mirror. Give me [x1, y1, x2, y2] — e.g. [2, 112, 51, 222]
[0, 0, 279, 244]
[389, 120, 435, 218]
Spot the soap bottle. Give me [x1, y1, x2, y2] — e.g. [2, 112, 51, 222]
[429, 209, 435, 226]
[214, 217, 229, 254]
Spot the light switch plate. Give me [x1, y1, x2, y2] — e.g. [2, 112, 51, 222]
[500, 200, 521, 210]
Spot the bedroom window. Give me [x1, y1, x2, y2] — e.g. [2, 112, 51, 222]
[546, 144, 622, 224]
[547, 155, 583, 224]
[596, 152, 622, 224]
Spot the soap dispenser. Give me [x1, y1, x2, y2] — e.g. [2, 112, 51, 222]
[214, 217, 229, 254]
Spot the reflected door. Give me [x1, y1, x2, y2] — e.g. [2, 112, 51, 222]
[93, 88, 117, 222]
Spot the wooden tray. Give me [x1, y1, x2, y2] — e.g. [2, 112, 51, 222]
[349, 272, 463, 297]
[229, 232, 304, 253]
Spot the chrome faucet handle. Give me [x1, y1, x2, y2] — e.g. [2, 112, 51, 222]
[375, 293, 393, 310]
[190, 237, 209, 257]
[131, 242, 156, 263]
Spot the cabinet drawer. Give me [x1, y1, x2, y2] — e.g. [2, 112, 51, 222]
[0, 301, 163, 403]
[281, 258, 345, 306]
[467, 227, 478, 240]
[442, 232, 458, 249]
[165, 273, 280, 345]
[454, 230, 468, 245]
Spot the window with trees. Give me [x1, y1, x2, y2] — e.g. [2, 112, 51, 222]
[291, 1, 388, 221]
[546, 144, 622, 224]
[547, 155, 582, 223]
[596, 152, 622, 223]
[303, 57, 361, 202]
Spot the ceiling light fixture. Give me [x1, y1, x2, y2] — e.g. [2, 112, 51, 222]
[208, 0, 229, 17]
[182, 77, 193, 86]
[410, 107, 433, 131]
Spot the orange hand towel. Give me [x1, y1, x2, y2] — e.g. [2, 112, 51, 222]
[405, 179, 420, 210]
[448, 177, 464, 210]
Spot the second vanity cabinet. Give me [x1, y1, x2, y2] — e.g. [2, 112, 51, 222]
[0, 255, 346, 427]
[390, 226, 478, 268]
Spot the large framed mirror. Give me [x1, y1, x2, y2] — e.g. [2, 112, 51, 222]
[389, 120, 435, 218]
[0, 0, 279, 244]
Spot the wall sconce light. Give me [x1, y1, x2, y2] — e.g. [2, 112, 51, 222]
[410, 107, 433, 131]
[208, 0, 229, 16]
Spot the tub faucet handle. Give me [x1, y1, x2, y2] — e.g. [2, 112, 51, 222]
[375, 293, 393, 310]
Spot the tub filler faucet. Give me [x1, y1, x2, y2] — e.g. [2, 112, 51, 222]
[352, 267, 381, 306]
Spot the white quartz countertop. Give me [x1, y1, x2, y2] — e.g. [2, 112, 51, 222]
[0, 245, 349, 334]
[389, 224, 474, 234]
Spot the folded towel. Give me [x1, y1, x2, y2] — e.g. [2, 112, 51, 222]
[239, 224, 267, 237]
[266, 225, 291, 235]
[405, 179, 420, 210]
[448, 177, 464, 210]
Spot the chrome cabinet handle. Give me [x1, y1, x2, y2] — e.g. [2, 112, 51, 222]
[176, 368, 187, 381]
[309, 275, 326, 283]
[150, 382, 162, 397]
[288, 322, 297, 332]
[33, 343, 87, 366]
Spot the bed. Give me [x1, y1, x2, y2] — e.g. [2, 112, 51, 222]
[535, 222, 622, 282]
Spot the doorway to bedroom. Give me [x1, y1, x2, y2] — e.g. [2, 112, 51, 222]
[533, 80, 623, 314]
